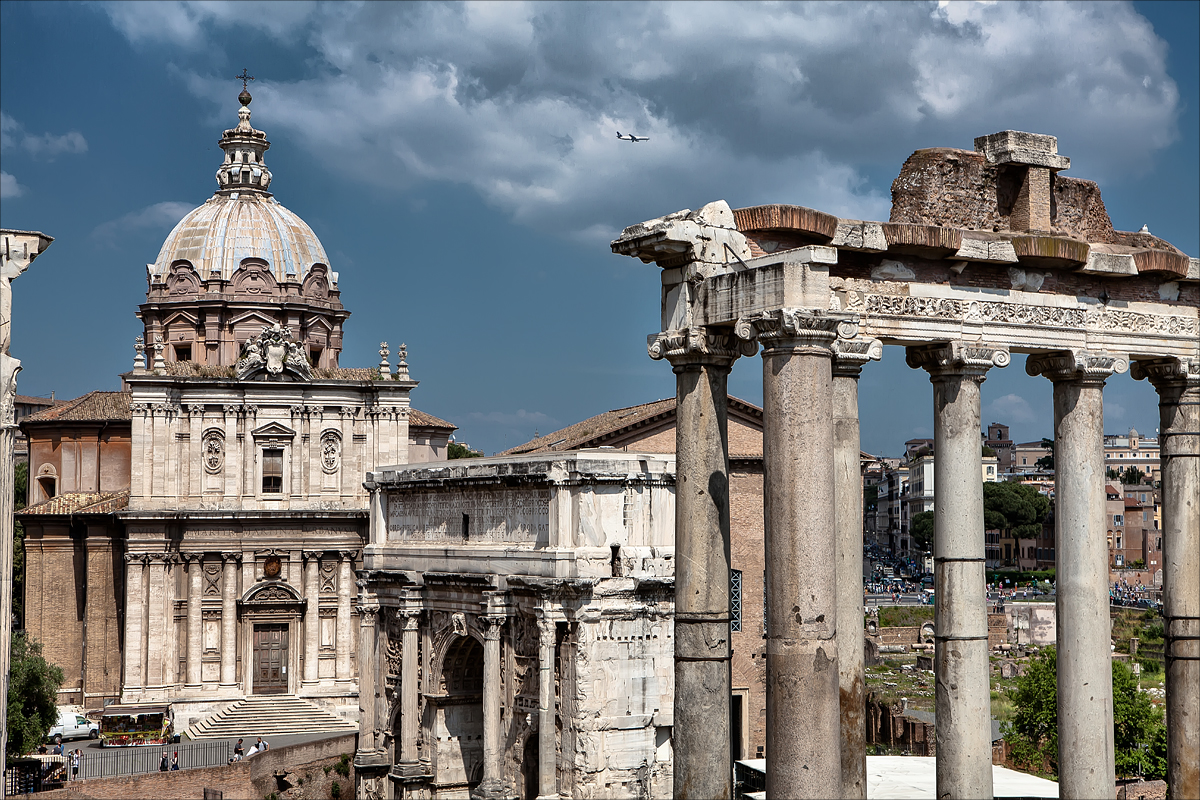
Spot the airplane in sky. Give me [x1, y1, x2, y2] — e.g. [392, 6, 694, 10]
[616, 131, 649, 142]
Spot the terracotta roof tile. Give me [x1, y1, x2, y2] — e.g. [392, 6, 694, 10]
[409, 408, 456, 430]
[18, 490, 130, 516]
[21, 391, 132, 423]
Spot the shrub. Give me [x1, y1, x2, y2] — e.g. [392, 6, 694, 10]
[331, 781, 342, 799]
[335, 753, 351, 777]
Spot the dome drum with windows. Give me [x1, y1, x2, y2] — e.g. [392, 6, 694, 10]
[139, 88, 348, 370]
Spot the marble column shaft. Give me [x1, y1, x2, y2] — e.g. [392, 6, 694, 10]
[186, 556, 203, 686]
[832, 338, 880, 800]
[399, 612, 421, 764]
[536, 611, 557, 800]
[482, 617, 506, 789]
[304, 554, 320, 684]
[358, 605, 378, 751]
[336, 553, 353, 681]
[663, 338, 735, 800]
[1028, 351, 1118, 799]
[910, 341, 1006, 800]
[1133, 357, 1200, 800]
[221, 555, 238, 686]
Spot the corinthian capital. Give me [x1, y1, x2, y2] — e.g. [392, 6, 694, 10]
[907, 341, 1011, 381]
[1026, 349, 1128, 383]
[647, 326, 756, 366]
[1130, 355, 1200, 388]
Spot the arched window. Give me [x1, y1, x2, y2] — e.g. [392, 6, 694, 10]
[442, 636, 484, 695]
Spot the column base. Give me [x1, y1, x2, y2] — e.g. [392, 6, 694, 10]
[471, 778, 516, 800]
[394, 760, 426, 778]
[354, 749, 391, 769]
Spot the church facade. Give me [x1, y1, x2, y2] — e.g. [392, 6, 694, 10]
[18, 87, 455, 730]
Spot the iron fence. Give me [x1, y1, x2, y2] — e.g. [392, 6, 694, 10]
[4, 740, 237, 794]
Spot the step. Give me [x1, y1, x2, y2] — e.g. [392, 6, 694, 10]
[184, 696, 358, 740]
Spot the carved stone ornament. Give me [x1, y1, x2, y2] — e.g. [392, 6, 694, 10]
[250, 584, 295, 602]
[907, 340, 1011, 379]
[735, 309, 858, 350]
[202, 430, 225, 474]
[321, 430, 342, 474]
[263, 555, 283, 579]
[831, 336, 884, 377]
[647, 326, 757, 364]
[236, 323, 313, 381]
[1026, 349, 1129, 383]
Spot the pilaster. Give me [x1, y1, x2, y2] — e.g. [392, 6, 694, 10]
[220, 553, 240, 688]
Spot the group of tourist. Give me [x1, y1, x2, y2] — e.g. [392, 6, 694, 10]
[227, 736, 270, 764]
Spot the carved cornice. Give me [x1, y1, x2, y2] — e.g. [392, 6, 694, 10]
[831, 336, 883, 377]
[907, 341, 1011, 381]
[1130, 356, 1200, 389]
[1026, 349, 1128, 384]
[735, 309, 857, 354]
[646, 326, 755, 367]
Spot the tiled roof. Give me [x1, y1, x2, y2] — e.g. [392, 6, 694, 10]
[500, 396, 765, 456]
[409, 408, 456, 430]
[21, 391, 131, 423]
[14, 395, 57, 406]
[18, 490, 130, 516]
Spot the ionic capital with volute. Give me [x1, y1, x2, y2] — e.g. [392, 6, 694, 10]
[831, 335, 883, 378]
[647, 325, 755, 369]
[1026, 349, 1128, 384]
[1130, 355, 1200, 390]
[907, 340, 1011, 382]
[736, 309, 858, 355]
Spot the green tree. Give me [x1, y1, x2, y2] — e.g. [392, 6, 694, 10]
[1034, 437, 1054, 471]
[1120, 466, 1145, 486]
[1106, 467, 1121, 481]
[6, 632, 63, 763]
[1002, 648, 1168, 780]
[13, 460, 27, 626]
[447, 442, 483, 459]
[983, 481, 1050, 541]
[910, 511, 935, 553]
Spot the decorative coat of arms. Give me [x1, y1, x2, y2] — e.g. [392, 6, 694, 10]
[202, 430, 224, 473]
[236, 323, 313, 381]
[321, 430, 342, 473]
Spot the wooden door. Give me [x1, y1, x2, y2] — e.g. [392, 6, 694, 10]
[253, 624, 289, 694]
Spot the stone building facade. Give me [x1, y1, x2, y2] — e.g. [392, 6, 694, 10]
[16, 89, 456, 727]
[355, 452, 677, 800]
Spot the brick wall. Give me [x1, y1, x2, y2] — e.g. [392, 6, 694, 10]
[729, 466, 766, 759]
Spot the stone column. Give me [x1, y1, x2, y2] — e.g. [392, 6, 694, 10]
[647, 326, 747, 800]
[1027, 350, 1121, 799]
[123, 554, 147, 693]
[744, 310, 845, 800]
[357, 602, 379, 751]
[536, 607, 557, 800]
[303, 552, 321, 686]
[1132, 356, 1200, 800]
[475, 613, 513, 800]
[186, 554, 203, 687]
[335, 551, 353, 682]
[909, 341, 1009, 800]
[399, 609, 421, 770]
[832, 336, 881, 799]
[220, 554, 239, 687]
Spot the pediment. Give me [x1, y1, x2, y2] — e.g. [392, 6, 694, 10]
[251, 421, 297, 440]
[230, 310, 281, 330]
[230, 259, 279, 297]
[163, 309, 200, 328]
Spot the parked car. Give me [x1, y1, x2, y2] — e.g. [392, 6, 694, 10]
[48, 709, 99, 745]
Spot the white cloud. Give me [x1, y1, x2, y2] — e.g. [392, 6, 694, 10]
[101, 2, 1178, 238]
[1, 112, 88, 159]
[90, 201, 196, 247]
[0, 171, 25, 199]
[984, 393, 1042, 427]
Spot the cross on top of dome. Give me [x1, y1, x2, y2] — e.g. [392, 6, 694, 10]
[215, 72, 272, 195]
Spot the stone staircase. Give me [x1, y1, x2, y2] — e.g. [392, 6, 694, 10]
[184, 696, 359, 740]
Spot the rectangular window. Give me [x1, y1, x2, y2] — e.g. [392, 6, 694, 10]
[262, 448, 283, 493]
[1114, 514, 1124, 526]
[730, 569, 743, 633]
[174, 344, 191, 362]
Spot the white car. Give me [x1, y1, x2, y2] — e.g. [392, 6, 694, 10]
[48, 709, 99, 745]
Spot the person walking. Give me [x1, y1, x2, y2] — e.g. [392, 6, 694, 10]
[255, 736, 269, 752]
[233, 738, 244, 760]
[171, 751, 180, 771]
[159, 751, 169, 772]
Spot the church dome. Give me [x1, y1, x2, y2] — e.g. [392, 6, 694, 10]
[152, 193, 330, 282]
[149, 86, 331, 283]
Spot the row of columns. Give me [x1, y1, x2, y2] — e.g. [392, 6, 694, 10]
[659, 311, 1199, 800]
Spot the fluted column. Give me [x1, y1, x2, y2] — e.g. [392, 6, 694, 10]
[185, 555, 203, 687]
[909, 341, 1009, 800]
[647, 326, 750, 800]
[1132, 355, 1200, 800]
[1027, 350, 1121, 799]
[357, 602, 379, 751]
[536, 607, 557, 800]
[220, 554, 239, 687]
[740, 309, 847, 800]
[303, 552, 320, 686]
[123, 554, 147, 693]
[335, 551, 353, 682]
[832, 336, 881, 799]
[399, 609, 421, 769]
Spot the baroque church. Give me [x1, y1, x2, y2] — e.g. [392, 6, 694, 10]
[18, 86, 456, 730]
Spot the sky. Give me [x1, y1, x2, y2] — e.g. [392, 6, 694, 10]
[1, 0, 1196, 456]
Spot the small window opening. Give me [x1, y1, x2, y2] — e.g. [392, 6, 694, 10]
[38, 476, 56, 501]
[262, 448, 283, 493]
[462, 513, 470, 540]
[310, 347, 323, 368]
[174, 344, 191, 362]
[610, 544, 622, 578]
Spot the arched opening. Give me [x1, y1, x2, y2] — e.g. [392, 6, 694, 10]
[522, 733, 538, 800]
[436, 635, 484, 794]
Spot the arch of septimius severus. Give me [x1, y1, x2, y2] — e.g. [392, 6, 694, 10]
[612, 131, 1198, 800]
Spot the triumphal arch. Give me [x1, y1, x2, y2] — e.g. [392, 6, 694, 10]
[612, 131, 1198, 800]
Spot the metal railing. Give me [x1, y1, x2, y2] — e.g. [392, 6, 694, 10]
[5, 740, 237, 794]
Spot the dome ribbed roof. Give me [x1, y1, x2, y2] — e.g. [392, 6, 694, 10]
[152, 193, 329, 281]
